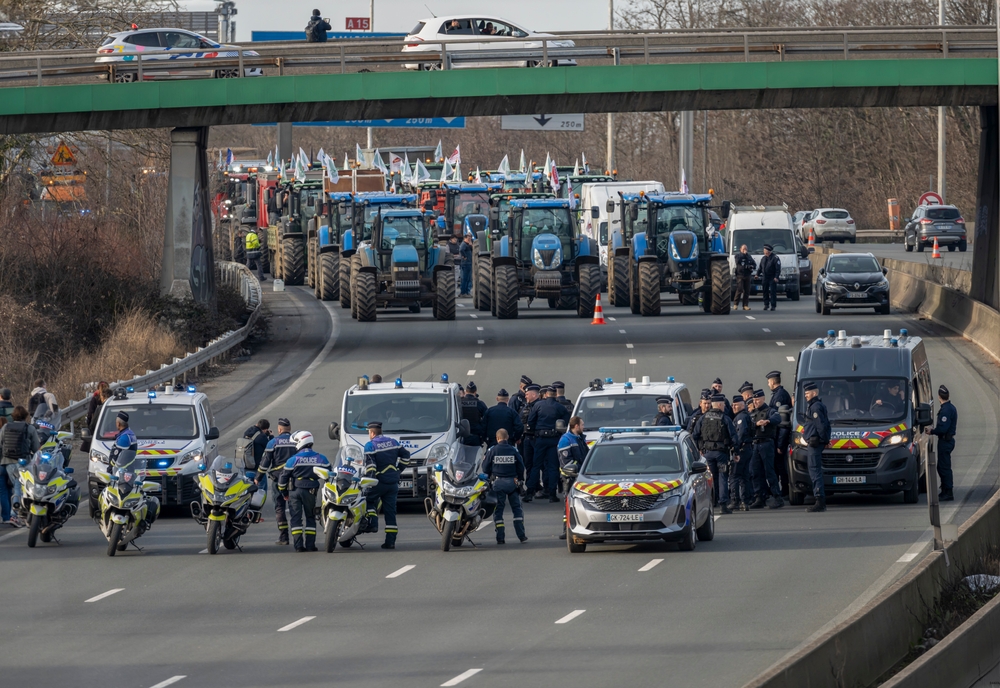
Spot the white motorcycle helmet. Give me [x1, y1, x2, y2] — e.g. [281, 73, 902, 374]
[291, 430, 314, 451]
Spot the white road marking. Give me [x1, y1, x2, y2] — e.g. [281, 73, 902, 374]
[776, 342, 786, 346]
[148, 677, 187, 688]
[628, 359, 637, 365]
[476, 326, 483, 331]
[762, 328, 771, 332]
[626, 343, 634, 349]
[277, 616, 316, 632]
[714, 514, 722, 522]
[477, 339, 484, 344]
[470, 314, 478, 319]
[476, 520, 492, 531]
[786, 356, 795, 362]
[897, 552, 919, 563]
[198, 549, 208, 554]
[467, 370, 476, 376]
[638, 558, 663, 572]
[555, 609, 586, 624]
[608, 317, 616, 321]
[0, 529, 23, 543]
[441, 669, 483, 686]
[474, 353, 482, 359]
[458, 303, 465, 308]
[386, 565, 416, 578]
[85, 588, 124, 603]
[619, 329, 626, 333]
[746, 315, 755, 320]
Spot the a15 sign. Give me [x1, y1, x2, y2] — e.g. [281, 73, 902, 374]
[345, 17, 370, 30]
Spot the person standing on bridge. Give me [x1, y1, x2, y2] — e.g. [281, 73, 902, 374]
[305, 9, 332, 43]
[800, 382, 831, 513]
[257, 418, 296, 545]
[758, 244, 780, 312]
[925, 385, 957, 502]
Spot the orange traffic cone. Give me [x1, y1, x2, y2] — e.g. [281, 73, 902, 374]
[808, 228, 815, 248]
[931, 236, 942, 259]
[591, 293, 606, 325]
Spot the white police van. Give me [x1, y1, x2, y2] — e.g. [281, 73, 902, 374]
[332, 375, 477, 502]
[85, 385, 220, 514]
[571, 377, 692, 447]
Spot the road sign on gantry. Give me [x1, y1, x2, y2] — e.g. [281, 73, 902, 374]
[918, 191, 943, 206]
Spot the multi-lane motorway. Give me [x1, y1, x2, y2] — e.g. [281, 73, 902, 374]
[2, 289, 997, 688]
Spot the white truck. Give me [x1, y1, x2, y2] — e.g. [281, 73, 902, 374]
[579, 181, 665, 272]
[724, 204, 808, 302]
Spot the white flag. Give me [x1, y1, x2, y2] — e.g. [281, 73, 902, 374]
[390, 152, 403, 174]
[401, 153, 411, 183]
[518, 149, 526, 173]
[323, 153, 340, 185]
[581, 151, 589, 173]
[316, 148, 325, 164]
[441, 158, 452, 182]
[434, 140, 443, 162]
[356, 143, 365, 167]
[415, 159, 431, 182]
[344, 152, 350, 170]
[475, 167, 482, 183]
[543, 152, 551, 177]
[680, 168, 689, 194]
[498, 154, 510, 176]
[372, 149, 389, 175]
[299, 147, 310, 169]
[452, 162, 461, 182]
[448, 145, 461, 165]
[294, 153, 306, 182]
[549, 159, 560, 193]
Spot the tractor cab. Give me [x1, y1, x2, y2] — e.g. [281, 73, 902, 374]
[443, 183, 491, 237]
[374, 210, 431, 274]
[621, 192, 712, 269]
[490, 192, 555, 234]
[347, 193, 418, 251]
[508, 199, 578, 271]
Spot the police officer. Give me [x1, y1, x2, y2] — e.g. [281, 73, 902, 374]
[482, 428, 527, 544]
[108, 410, 136, 467]
[758, 243, 781, 311]
[240, 419, 272, 487]
[460, 381, 488, 447]
[526, 386, 571, 502]
[654, 396, 675, 426]
[749, 390, 784, 509]
[739, 381, 754, 405]
[732, 243, 756, 311]
[277, 430, 330, 552]
[711, 378, 734, 418]
[693, 394, 739, 513]
[552, 381, 574, 413]
[801, 381, 831, 513]
[519, 384, 541, 501]
[767, 370, 792, 495]
[730, 394, 754, 510]
[510, 375, 532, 415]
[244, 228, 266, 280]
[686, 390, 711, 433]
[557, 416, 588, 539]
[925, 385, 957, 502]
[256, 418, 296, 545]
[362, 421, 413, 549]
[483, 389, 523, 448]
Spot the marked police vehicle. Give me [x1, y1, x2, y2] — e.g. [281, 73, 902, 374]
[565, 426, 715, 553]
[572, 377, 691, 447]
[332, 376, 477, 503]
[85, 385, 220, 514]
[788, 329, 934, 506]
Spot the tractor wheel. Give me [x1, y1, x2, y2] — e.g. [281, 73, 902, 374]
[610, 255, 629, 307]
[350, 255, 362, 319]
[557, 295, 578, 310]
[495, 265, 519, 320]
[320, 253, 339, 301]
[680, 292, 698, 306]
[475, 257, 492, 312]
[709, 259, 732, 315]
[638, 261, 661, 317]
[629, 263, 640, 315]
[577, 263, 600, 318]
[306, 238, 317, 289]
[435, 269, 456, 320]
[282, 236, 305, 285]
[339, 256, 352, 309]
[355, 270, 377, 322]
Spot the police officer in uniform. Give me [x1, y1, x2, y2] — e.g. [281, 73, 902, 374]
[654, 396, 674, 426]
[526, 386, 571, 502]
[801, 381, 831, 513]
[483, 389, 523, 448]
[739, 381, 754, 405]
[749, 390, 784, 509]
[925, 385, 957, 502]
[108, 411, 136, 467]
[767, 370, 792, 495]
[256, 418, 296, 545]
[730, 394, 754, 510]
[277, 431, 330, 552]
[693, 394, 739, 513]
[482, 428, 527, 544]
[510, 375, 532, 416]
[362, 421, 413, 549]
[552, 381, 574, 413]
[758, 243, 781, 311]
[519, 384, 541, 501]
[686, 390, 711, 433]
[711, 378, 734, 418]
[557, 416, 588, 538]
[460, 381, 488, 447]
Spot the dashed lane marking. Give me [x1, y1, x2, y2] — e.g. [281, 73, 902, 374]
[85, 588, 125, 603]
[467, 370, 476, 376]
[776, 342, 786, 346]
[386, 565, 416, 579]
[555, 610, 586, 624]
[897, 553, 919, 563]
[762, 328, 771, 332]
[746, 315, 755, 320]
[470, 314, 478, 319]
[148, 677, 187, 688]
[608, 317, 616, 321]
[441, 669, 483, 686]
[714, 514, 722, 522]
[476, 520, 491, 531]
[198, 549, 208, 554]
[475, 353, 482, 359]
[638, 559, 663, 572]
[477, 339, 484, 344]
[786, 356, 795, 362]
[628, 359, 637, 365]
[619, 329, 626, 333]
[476, 326, 483, 331]
[626, 343, 634, 349]
[277, 616, 316, 632]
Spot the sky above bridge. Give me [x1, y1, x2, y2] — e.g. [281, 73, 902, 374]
[181, 0, 610, 41]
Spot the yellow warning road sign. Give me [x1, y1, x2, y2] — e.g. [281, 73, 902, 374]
[51, 142, 76, 166]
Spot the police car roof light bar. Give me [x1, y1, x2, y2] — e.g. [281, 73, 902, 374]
[441, 374, 449, 383]
[186, 385, 196, 394]
[126, 386, 134, 393]
[395, 377, 403, 389]
[147, 390, 156, 399]
[598, 426, 683, 435]
[667, 376, 675, 383]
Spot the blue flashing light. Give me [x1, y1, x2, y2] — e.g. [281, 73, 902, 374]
[126, 387, 134, 393]
[900, 328, 908, 337]
[433, 463, 443, 471]
[667, 376, 675, 383]
[156, 459, 170, 468]
[605, 378, 613, 384]
[816, 339, 825, 347]
[186, 385, 197, 394]
[827, 330, 836, 337]
[395, 377, 403, 389]
[147, 390, 157, 399]
[598, 426, 682, 434]
[441, 374, 449, 384]
[40, 453, 52, 462]
[624, 382, 633, 390]
[890, 338, 899, 347]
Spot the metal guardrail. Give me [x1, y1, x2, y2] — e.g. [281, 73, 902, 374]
[59, 261, 262, 430]
[0, 25, 995, 87]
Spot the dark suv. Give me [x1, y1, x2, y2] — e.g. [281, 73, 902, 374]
[903, 205, 967, 253]
[815, 253, 890, 315]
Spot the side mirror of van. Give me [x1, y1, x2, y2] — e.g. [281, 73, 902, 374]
[606, 199, 615, 214]
[80, 428, 92, 441]
[799, 245, 809, 259]
[591, 205, 600, 219]
[819, 268, 826, 276]
[915, 403, 933, 428]
[328, 422, 340, 441]
[720, 200, 731, 217]
[206, 427, 220, 441]
[458, 419, 471, 438]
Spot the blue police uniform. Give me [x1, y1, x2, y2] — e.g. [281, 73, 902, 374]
[482, 440, 526, 543]
[258, 431, 296, 543]
[930, 399, 957, 496]
[800, 395, 831, 503]
[769, 379, 793, 493]
[362, 432, 413, 548]
[518, 395, 539, 499]
[693, 407, 739, 507]
[460, 393, 488, 446]
[278, 448, 331, 551]
[730, 404, 754, 507]
[526, 396, 571, 501]
[109, 427, 137, 467]
[483, 401, 523, 447]
[749, 399, 784, 507]
[557, 430, 588, 536]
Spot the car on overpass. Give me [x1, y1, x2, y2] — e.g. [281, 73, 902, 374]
[96, 27, 262, 82]
[402, 16, 576, 70]
[815, 252, 890, 315]
[565, 425, 715, 553]
[902, 204, 968, 252]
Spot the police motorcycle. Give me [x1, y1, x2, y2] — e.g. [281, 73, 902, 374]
[16, 446, 80, 547]
[93, 450, 162, 557]
[190, 456, 265, 554]
[313, 448, 379, 552]
[425, 442, 494, 552]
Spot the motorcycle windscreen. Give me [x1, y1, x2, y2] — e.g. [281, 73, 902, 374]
[30, 450, 63, 482]
[446, 446, 481, 484]
[208, 455, 239, 488]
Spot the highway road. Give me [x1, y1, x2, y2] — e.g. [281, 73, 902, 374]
[852, 241, 974, 270]
[2, 289, 997, 688]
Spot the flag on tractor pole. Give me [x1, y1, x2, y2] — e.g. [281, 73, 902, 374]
[448, 145, 461, 165]
[452, 161, 461, 182]
[390, 152, 403, 175]
[581, 151, 589, 173]
[356, 143, 365, 167]
[680, 168, 689, 194]
[323, 153, 340, 184]
[298, 147, 310, 170]
[316, 148, 325, 164]
[372, 149, 389, 176]
[549, 159, 560, 193]
[518, 150, 526, 173]
[266, 151, 273, 167]
[343, 152, 350, 170]
[225, 148, 233, 167]
[474, 167, 482, 183]
[543, 152, 551, 175]
[401, 153, 411, 183]
[434, 140, 443, 162]
[573, 159, 580, 175]
[441, 158, 452, 182]
[415, 159, 431, 182]
[294, 152, 307, 182]
[498, 154, 510, 176]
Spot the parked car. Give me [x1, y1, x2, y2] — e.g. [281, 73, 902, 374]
[792, 210, 811, 240]
[402, 16, 576, 70]
[903, 204, 967, 252]
[815, 252, 890, 315]
[96, 28, 262, 82]
[795, 235, 813, 295]
[801, 208, 856, 244]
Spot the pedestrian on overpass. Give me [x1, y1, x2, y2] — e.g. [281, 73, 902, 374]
[483, 428, 527, 545]
[362, 421, 413, 549]
[758, 244, 780, 312]
[256, 418, 296, 545]
[801, 382, 831, 513]
[749, 390, 784, 509]
[527, 386, 571, 503]
[278, 431, 330, 552]
[483, 389, 523, 448]
[925, 385, 957, 502]
[305, 9, 332, 43]
[732, 244, 755, 311]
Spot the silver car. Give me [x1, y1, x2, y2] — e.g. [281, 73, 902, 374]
[566, 427, 715, 553]
[801, 208, 856, 244]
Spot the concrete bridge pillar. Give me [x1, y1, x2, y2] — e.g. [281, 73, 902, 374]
[161, 126, 216, 306]
[971, 106, 999, 311]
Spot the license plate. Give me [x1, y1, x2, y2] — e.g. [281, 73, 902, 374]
[607, 513, 644, 522]
[834, 476, 866, 484]
[398, 480, 414, 489]
[939, 224, 952, 229]
[848, 292, 867, 298]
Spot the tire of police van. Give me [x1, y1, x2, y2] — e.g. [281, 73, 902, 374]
[282, 237, 305, 286]
[495, 265, 519, 320]
[788, 288, 800, 302]
[677, 518, 697, 552]
[567, 533, 586, 554]
[629, 263, 641, 315]
[577, 263, 600, 318]
[107, 522, 123, 557]
[435, 269, 456, 321]
[903, 476, 920, 504]
[610, 255, 630, 307]
[695, 502, 715, 541]
[441, 520, 455, 552]
[339, 257, 352, 309]
[709, 259, 732, 315]
[638, 261, 661, 317]
[320, 253, 338, 301]
[355, 270, 377, 322]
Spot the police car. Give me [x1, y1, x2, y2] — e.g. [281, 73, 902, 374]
[85, 385, 220, 514]
[566, 426, 715, 553]
[332, 375, 477, 502]
[571, 377, 692, 446]
[96, 27, 263, 82]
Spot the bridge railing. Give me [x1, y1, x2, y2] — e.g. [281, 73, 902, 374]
[58, 261, 263, 430]
[0, 25, 995, 88]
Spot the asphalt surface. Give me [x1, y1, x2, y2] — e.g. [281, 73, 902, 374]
[2, 287, 997, 688]
[850, 241, 974, 270]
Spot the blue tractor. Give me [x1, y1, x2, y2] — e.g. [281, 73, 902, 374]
[350, 208, 456, 322]
[477, 198, 601, 319]
[307, 191, 353, 302]
[341, 193, 418, 311]
[607, 193, 731, 316]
